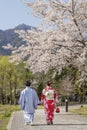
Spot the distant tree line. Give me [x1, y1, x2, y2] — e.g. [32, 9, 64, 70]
[0, 56, 87, 105]
[0, 56, 33, 105]
[37, 65, 87, 104]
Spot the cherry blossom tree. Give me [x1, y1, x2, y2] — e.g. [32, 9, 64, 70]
[10, 0, 87, 86]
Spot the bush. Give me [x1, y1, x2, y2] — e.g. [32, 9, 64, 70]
[3, 110, 11, 117]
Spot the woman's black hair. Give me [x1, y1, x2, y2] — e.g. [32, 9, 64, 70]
[47, 81, 52, 86]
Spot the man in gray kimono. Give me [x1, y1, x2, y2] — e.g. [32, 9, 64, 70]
[19, 80, 39, 126]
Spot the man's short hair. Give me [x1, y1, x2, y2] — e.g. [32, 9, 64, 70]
[25, 81, 31, 86]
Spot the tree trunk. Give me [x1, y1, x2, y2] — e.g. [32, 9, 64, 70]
[0, 88, 4, 104]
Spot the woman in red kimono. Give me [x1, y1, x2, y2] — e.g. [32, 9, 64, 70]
[41, 81, 58, 125]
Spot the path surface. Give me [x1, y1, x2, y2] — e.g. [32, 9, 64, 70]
[7, 105, 87, 130]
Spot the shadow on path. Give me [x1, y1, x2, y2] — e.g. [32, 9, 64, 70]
[31, 123, 87, 126]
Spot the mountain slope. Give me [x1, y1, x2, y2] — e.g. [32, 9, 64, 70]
[0, 24, 34, 55]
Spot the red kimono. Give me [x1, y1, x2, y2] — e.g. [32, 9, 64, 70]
[41, 86, 58, 123]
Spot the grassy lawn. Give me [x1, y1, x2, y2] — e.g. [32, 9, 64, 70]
[69, 106, 87, 116]
[38, 105, 43, 109]
[0, 104, 20, 130]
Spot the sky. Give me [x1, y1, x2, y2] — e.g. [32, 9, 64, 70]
[0, 0, 68, 31]
[0, 0, 40, 30]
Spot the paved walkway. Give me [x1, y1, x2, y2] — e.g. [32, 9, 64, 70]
[7, 105, 87, 130]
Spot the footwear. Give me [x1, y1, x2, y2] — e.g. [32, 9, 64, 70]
[47, 121, 51, 125]
[51, 121, 53, 124]
[47, 121, 53, 125]
[30, 122, 33, 126]
[24, 122, 29, 125]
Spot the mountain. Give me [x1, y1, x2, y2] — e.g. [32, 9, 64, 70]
[0, 24, 35, 55]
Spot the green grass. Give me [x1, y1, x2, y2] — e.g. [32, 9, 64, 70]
[0, 104, 20, 130]
[69, 106, 87, 115]
[38, 105, 43, 109]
